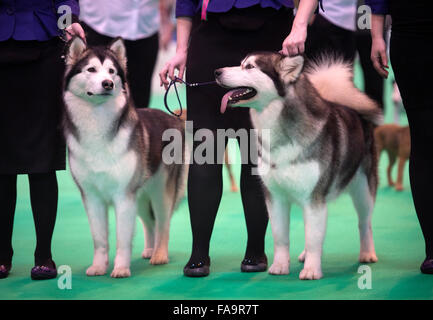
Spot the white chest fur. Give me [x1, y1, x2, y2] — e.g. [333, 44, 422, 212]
[250, 102, 321, 206]
[64, 93, 141, 200]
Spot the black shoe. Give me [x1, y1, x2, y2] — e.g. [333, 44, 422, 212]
[0, 264, 11, 279]
[31, 259, 57, 280]
[241, 254, 268, 272]
[183, 257, 211, 277]
[420, 258, 433, 274]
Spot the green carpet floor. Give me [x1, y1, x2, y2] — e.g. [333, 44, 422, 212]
[1, 62, 432, 300]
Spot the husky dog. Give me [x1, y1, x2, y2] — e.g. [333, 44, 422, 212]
[63, 37, 187, 278]
[215, 52, 382, 280]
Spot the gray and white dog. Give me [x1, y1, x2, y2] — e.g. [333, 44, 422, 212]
[63, 37, 187, 278]
[216, 52, 382, 280]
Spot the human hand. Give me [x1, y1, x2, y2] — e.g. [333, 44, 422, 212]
[370, 37, 389, 78]
[65, 22, 86, 41]
[281, 23, 307, 56]
[159, 50, 187, 89]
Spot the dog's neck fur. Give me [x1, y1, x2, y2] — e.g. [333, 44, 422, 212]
[251, 74, 329, 149]
[64, 90, 135, 141]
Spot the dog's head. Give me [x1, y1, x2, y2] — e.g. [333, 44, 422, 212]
[64, 37, 128, 104]
[215, 52, 304, 113]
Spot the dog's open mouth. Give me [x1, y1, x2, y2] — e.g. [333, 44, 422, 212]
[87, 92, 113, 97]
[220, 87, 257, 114]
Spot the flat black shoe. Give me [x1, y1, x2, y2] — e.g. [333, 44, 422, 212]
[420, 258, 433, 274]
[241, 255, 268, 273]
[31, 259, 57, 280]
[0, 264, 11, 279]
[183, 257, 210, 277]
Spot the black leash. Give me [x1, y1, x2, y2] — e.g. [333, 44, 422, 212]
[164, 76, 216, 117]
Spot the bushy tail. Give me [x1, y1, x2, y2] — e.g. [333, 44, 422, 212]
[305, 55, 383, 125]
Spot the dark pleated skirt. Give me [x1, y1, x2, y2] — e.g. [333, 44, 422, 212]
[0, 38, 66, 174]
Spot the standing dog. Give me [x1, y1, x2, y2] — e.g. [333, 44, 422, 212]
[63, 37, 188, 278]
[375, 124, 410, 191]
[215, 52, 382, 279]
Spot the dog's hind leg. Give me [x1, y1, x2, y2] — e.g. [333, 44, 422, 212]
[395, 157, 406, 191]
[387, 151, 397, 187]
[137, 194, 155, 259]
[268, 197, 291, 275]
[149, 192, 171, 265]
[348, 170, 378, 263]
[111, 195, 138, 278]
[83, 193, 109, 276]
[299, 202, 327, 280]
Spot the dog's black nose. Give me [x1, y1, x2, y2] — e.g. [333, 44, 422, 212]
[214, 69, 222, 78]
[102, 80, 114, 90]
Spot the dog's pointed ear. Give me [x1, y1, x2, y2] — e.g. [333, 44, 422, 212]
[109, 37, 127, 70]
[279, 55, 304, 84]
[66, 36, 87, 66]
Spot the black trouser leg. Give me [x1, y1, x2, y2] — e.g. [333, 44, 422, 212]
[391, 33, 433, 259]
[28, 172, 59, 265]
[187, 134, 225, 263]
[0, 174, 17, 266]
[240, 163, 268, 258]
[237, 127, 268, 259]
[405, 108, 433, 258]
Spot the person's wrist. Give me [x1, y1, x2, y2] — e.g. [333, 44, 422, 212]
[176, 46, 188, 55]
[293, 20, 308, 30]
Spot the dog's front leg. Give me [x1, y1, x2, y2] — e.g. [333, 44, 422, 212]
[268, 197, 291, 275]
[300, 202, 327, 280]
[111, 195, 137, 278]
[83, 194, 109, 276]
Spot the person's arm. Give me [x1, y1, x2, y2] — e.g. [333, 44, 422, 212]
[366, 0, 390, 78]
[281, 0, 319, 56]
[370, 14, 388, 78]
[159, 0, 175, 51]
[159, 0, 196, 88]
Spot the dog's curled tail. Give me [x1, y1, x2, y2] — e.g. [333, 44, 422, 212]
[305, 55, 383, 125]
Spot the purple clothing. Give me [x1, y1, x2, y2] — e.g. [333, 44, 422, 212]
[0, 0, 80, 41]
[176, 0, 294, 18]
[364, 0, 389, 14]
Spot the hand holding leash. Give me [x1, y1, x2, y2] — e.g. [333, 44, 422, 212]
[65, 23, 86, 42]
[159, 50, 187, 90]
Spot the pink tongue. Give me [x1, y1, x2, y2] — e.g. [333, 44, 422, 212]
[220, 91, 233, 114]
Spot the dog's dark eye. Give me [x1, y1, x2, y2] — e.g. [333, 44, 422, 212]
[87, 67, 96, 73]
[245, 64, 255, 70]
[109, 68, 115, 74]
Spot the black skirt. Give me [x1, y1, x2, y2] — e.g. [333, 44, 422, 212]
[185, 5, 293, 130]
[0, 39, 66, 174]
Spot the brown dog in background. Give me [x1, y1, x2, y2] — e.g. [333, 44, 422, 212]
[174, 109, 239, 192]
[374, 124, 411, 191]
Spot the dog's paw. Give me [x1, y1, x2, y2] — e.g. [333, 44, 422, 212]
[268, 263, 289, 275]
[299, 267, 322, 280]
[142, 248, 153, 259]
[298, 250, 306, 263]
[359, 252, 378, 263]
[395, 184, 404, 192]
[110, 267, 131, 278]
[150, 251, 169, 265]
[86, 265, 107, 276]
